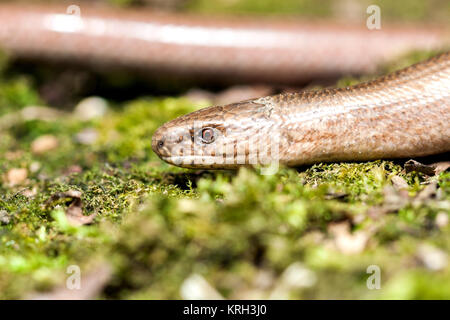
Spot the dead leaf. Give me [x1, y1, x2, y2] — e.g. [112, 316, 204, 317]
[391, 175, 409, 191]
[369, 181, 440, 217]
[405, 159, 436, 176]
[382, 185, 409, 212]
[46, 190, 96, 226]
[404, 159, 449, 176]
[328, 221, 369, 255]
[414, 182, 437, 202]
[432, 161, 450, 175]
[366, 191, 400, 218]
[324, 191, 348, 200]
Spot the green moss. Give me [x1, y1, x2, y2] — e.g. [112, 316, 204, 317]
[0, 77, 42, 116]
[186, 0, 332, 17]
[96, 97, 204, 162]
[371, 0, 450, 22]
[186, 0, 449, 22]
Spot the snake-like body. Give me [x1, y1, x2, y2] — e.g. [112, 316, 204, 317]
[0, 4, 448, 169]
[152, 52, 450, 169]
[0, 3, 447, 85]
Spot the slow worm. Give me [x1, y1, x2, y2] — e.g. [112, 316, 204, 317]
[0, 3, 448, 168]
[152, 52, 450, 168]
[0, 3, 448, 85]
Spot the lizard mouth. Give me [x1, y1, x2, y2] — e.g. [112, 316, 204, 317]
[162, 155, 242, 169]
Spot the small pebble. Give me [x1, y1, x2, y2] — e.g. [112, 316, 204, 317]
[75, 128, 98, 145]
[21, 106, 64, 121]
[5, 168, 28, 186]
[417, 244, 447, 271]
[435, 212, 449, 228]
[21, 187, 37, 198]
[279, 262, 317, 288]
[269, 262, 316, 299]
[31, 135, 59, 154]
[180, 274, 224, 300]
[29, 162, 41, 173]
[74, 97, 108, 120]
[0, 210, 10, 225]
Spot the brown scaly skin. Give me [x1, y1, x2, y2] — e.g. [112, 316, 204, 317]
[0, 3, 448, 85]
[152, 52, 450, 169]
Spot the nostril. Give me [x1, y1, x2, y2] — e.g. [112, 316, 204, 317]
[157, 140, 164, 148]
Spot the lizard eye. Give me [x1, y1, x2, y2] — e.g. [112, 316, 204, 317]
[199, 127, 216, 144]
